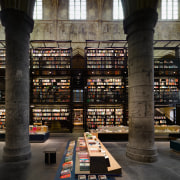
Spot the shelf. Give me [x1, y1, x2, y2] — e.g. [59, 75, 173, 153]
[32, 107, 70, 122]
[87, 107, 123, 129]
[31, 48, 71, 69]
[32, 77, 71, 103]
[87, 77, 125, 103]
[86, 48, 126, 69]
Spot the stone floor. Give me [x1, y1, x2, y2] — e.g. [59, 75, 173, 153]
[0, 133, 180, 180]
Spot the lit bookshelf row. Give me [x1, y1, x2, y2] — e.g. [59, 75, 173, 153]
[0, 109, 5, 129]
[0, 49, 5, 68]
[31, 48, 72, 57]
[32, 78, 71, 103]
[154, 116, 167, 125]
[31, 48, 71, 69]
[86, 48, 125, 57]
[32, 107, 70, 122]
[87, 77, 124, 103]
[86, 108, 123, 128]
[154, 59, 179, 69]
[86, 48, 126, 69]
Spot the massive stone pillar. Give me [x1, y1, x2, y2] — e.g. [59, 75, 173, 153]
[123, 8, 158, 162]
[1, 9, 34, 162]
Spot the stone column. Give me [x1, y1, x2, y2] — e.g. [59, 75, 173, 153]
[123, 8, 158, 162]
[1, 9, 34, 162]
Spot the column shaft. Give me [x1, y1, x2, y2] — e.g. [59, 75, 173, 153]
[1, 9, 34, 162]
[124, 9, 158, 162]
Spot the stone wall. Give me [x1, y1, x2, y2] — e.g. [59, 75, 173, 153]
[0, 0, 180, 57]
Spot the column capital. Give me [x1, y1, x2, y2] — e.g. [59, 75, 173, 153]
[123, 8, 158, 38]
[0, 8, 34, 34]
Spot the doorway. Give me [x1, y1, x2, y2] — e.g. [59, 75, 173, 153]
[73, 109, 83, 126]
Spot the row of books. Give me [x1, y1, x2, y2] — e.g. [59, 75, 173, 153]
[87, 108, 123, 114]
[60, 140, 75, 179]
[86, 49, 125, 57]
[33, 117, 68, 121]
[76, 137, 90, 172]
[32, 108, 69, 112]
[31, 49, 71, 57]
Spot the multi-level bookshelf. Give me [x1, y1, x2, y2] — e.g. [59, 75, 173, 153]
[30, 48, 71, 69]
[32, 107, 70, 122]
[0, 109, 5, 129]
[154, 77, 179, 104]
[154, 58, 179, 106]
[86, 48, 125, 69]
[85, 45, 127, 129]
[30, 41, 73, 132]
[86, 77, 124, 103]
[32, 77, 71, 103]
[86, 107, 123, 129]
[0, 49, 5, 69]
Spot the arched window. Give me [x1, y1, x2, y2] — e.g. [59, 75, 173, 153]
[69, 0, 86, 20]
[33, 0, 43, 20]
[113, 0, 124, 20]
[161, 0, 178, 20]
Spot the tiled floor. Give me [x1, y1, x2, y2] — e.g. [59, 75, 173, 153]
[0, 133, 180, 180]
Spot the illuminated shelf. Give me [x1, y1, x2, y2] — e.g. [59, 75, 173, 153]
[87, 108, 123, 129]
[32, 77, 71, 103]
[31, 48, 72, 69]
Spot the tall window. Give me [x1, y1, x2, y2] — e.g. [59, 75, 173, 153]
[69, 0, 86, 20]
[33, 0, 43, 20]
[161, 0, 178, 20]
[113, 0, 124, 20]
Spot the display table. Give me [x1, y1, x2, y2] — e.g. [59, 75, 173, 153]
[84, 132, 122, 175]
[0, 127, 49, 142]
[90, 125, 180, 141]
[55, 135, 120, 180]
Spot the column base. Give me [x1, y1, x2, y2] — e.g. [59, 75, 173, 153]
[126, 143, 158, 163]
[3, 145, 31, 162]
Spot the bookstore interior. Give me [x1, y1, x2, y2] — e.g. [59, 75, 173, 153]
[0, 39, 180, 179]
[0, 39, 180, 138]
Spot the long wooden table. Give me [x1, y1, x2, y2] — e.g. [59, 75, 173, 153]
[84, 133, 122, 175]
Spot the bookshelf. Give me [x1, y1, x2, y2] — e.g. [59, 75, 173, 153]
[32, 107, 70, 122]
[30, 48, 71, 69]
[154, 77, 179, 104]
[154, 58, 179, 76]
[86, 107, 123, 129]
[0, 49, 5, 69]
[87, 77, 124, 104]
[0, 109, 5, 129]
[32, 77, 71, 103]
[154, 58, 179, 105]
[86, 48, 125, 69]
[154, 116, 167, 125]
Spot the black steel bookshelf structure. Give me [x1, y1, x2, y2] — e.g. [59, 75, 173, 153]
[0, 40, 180, 132]
[30, 41, 73, 132]
[84, 40, 128, 130]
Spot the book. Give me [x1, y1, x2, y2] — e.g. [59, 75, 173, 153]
[88, 175, 97, 180]
[98, 175, 108, 180]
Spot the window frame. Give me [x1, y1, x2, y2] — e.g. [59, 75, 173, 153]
[161, 0, 179, 20]
[33, 0, 43, 20]
[69, 0, 87, 20]
[113, 0, 124, 20]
